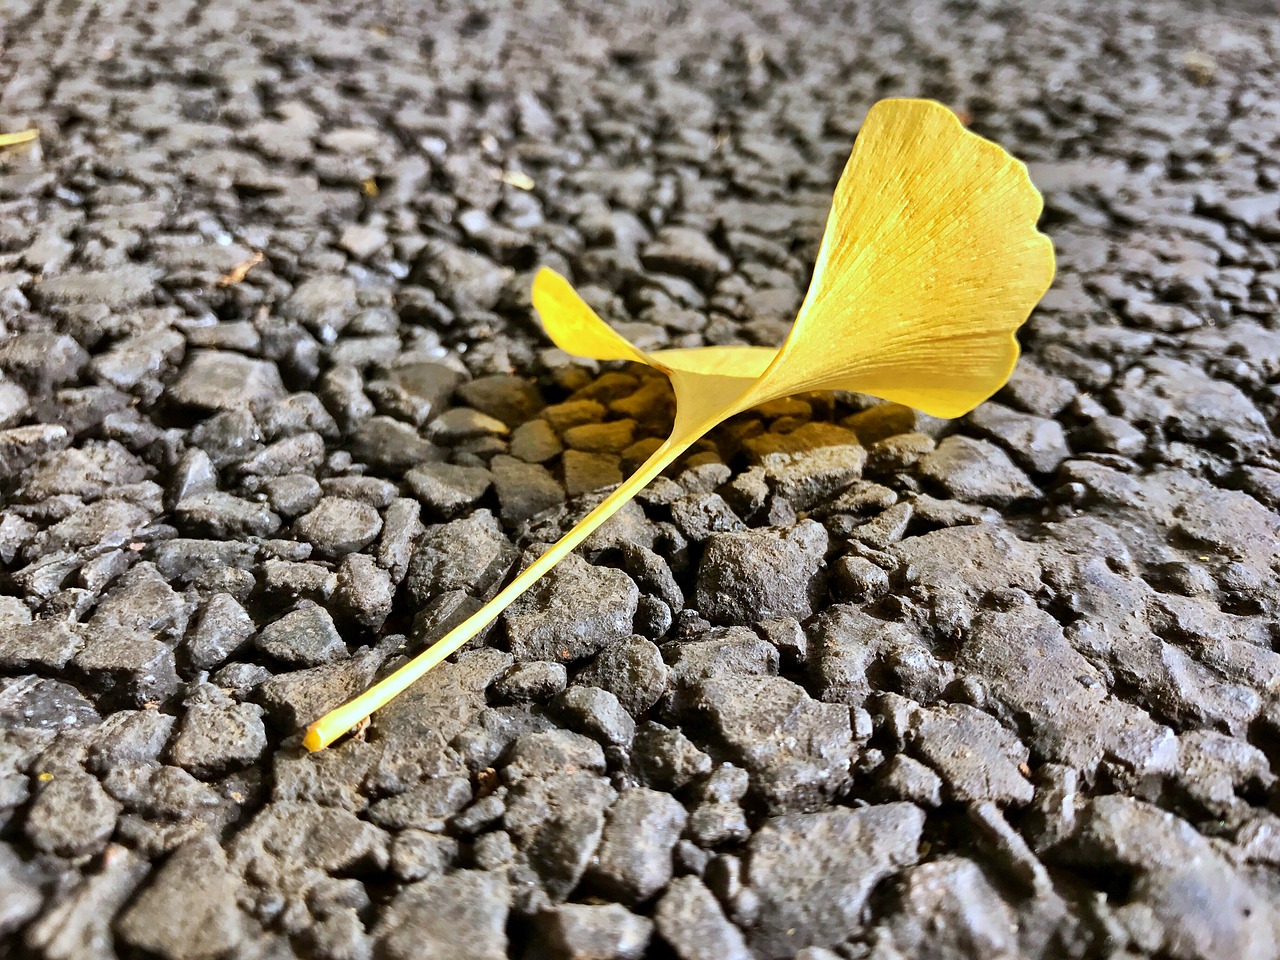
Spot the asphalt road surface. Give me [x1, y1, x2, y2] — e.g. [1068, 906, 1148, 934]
[2, 0, 1279, 958]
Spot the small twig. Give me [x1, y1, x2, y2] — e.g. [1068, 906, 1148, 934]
[217, 250, 264, 286]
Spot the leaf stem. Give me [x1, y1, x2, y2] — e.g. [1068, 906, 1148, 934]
[0, 129, 39, 148]
[303, 436, 692, 751]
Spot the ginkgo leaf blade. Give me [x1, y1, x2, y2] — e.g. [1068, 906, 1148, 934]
[650, 345, 777, 379]
[749, 98, 1055, 418]
[531, 267, 654, 366]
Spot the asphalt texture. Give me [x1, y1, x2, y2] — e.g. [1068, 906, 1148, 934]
[2, 0, 1280, 958]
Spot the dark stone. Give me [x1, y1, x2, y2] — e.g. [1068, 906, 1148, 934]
[641, 226, 728, 287]
[554, 686, 636, 748]
[189, 409, 261, 470]
[0, 332, 89, 391]
[687, 799, 750, 847]
[744, 804, 925, 957]
[654, 875, 750, 960]
[874, 755, 943, 808]
[493, 661, 568, 702]
[918, 435, 1041, 506]
[998, 359, 1077, 417]
[73, 627, 182, 707]
[490, 454, 565, 527]
[167, 447, 217, 509]
[633, 723, 712, 792]
[695, 520, 828, 626]
[228, 799, 387, 880]
[21, 842, 147, 954]
[26, 771, 121, 856]
[0, 425, 70, 481]
[377, 497, 423, 585]
[367, 776, 474, 831]
[169, 686, 267, 778]
[368, 650, 510, 791]
[563, 449, 624, 497]
[894, 525, 1041, 601]
[405, 462, 492, 519]
[255, 602, 347, 667]
[32, 266, 153, 310]
[116, 833, 245, 959]
[333, 553, 395, 631]
[506, 730, 607, 780]
[0, 378, 29, 430]
[176, 491, 280, 539]
[168, 349, 285, 411]
[282, 274, 358, 340]
[389, 830, 458, 882]
[384, 361, 465, 423]
[319, 364, 375, 432]
[576, 636, 669, 715]
[1111, 358, 1270, 449]
[742, 422, 866, 510]
[294, 496, 383, 558]
[900, 702, 1034, 806]
[429, 406, 509, 442]
[588, 787, 688, 902]
[0, 619, 84, 671]
[183, 592, 255, 671]
[29, 498, 155, 557]
[539, 903, 653, 960]
[406, 509, 517, 607]
[694, 675, 854, 813]
[665, 627, 779, 716]
[504, 554, 639, 663]
[885, 858, 1021, 960]
[25, 440, 152, 501]
[669, 492, 744, 543]
[842, 402, 927, 444]
[832, 553, 891, 601]
[509, 419, 563, 463]
[258, 392, 340, 441]
[256, 645, 390, 731]
[505, 759, 616, 899]
[457, 374, 545, 427]
[260, 557, 336, 604]
[349, 416, 440, 472]
[965, 402, 1071, 474]
[375, 871, 509, 960]
[1056, 795, 1280, 960]
[88, 709, 176, 773]
[955, 599, 1176, 778]
[1076, 414, 1146, 457]
[235, 431, 324, 477]
[0, 677, 100, 732]
[619, 544, 684, 611]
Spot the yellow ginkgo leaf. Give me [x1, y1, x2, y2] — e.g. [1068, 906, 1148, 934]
[302, 97, 1054, 751]
[746, 98, 1055, 418]
[0, 129, 39, 149]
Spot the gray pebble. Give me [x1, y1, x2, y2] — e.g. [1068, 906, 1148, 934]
[539, 902, 653, 960]
[504, 554, 639, 663]
[26, 771, 121, 857]
[255, 602, 347, 667]
[695, 520, 828, 626]
[294, 496, 383, 558]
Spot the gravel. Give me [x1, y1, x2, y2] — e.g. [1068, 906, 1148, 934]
[3, 0, 1279, 957]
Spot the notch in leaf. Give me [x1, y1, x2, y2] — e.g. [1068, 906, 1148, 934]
[303, 97, 1055, 751]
